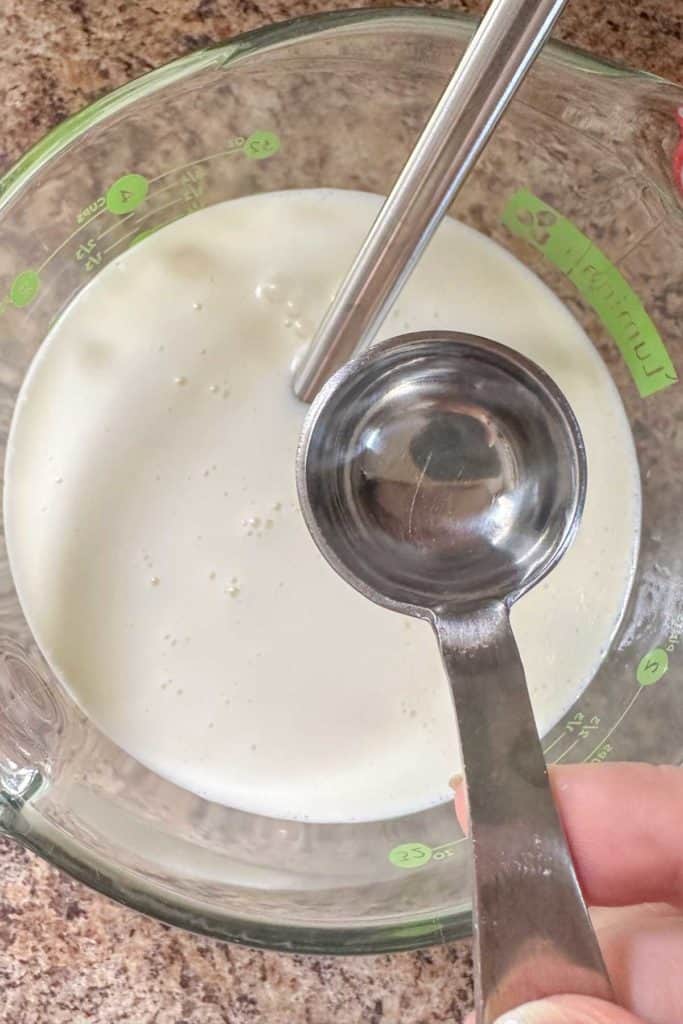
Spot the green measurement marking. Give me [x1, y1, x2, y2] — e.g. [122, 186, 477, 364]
[388, 838, 463, 869]
[10, 269, 40, 307]
[243, 131, 280, 161]
[636, 647, 669, 686]
[105, 173, 149, 215]
[502, 189, 677, 399]
[389, 842, 433, 869]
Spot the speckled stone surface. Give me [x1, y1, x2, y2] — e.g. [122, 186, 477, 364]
[1, 0, 681, 171]
[0, 2, 681, 1023]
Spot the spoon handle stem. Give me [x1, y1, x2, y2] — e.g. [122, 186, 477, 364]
[435, 602, 613, 1023]
[292, 0, 569, 402]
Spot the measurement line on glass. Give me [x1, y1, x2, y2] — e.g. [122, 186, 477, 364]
[37, 219, 98, 273]
[553, 735, 584, 764]
[101, 195, 191, 255]
[148, 142, 244, 184]
[543, 731, 569, 756]
[583, 688, 642, 763]
[552, 716, 602, 763]
[33, 138, 263, 276]
[543, 710, 596, 757]
[432, 838, 467, 854]
[140, 177, 196, 200]
[96, 212, 137, 243]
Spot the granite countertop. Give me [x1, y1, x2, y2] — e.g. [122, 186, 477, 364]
[1, 2, 682, 1022]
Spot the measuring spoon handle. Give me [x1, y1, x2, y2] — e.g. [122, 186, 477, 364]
[293, 0, 570, 402]
[434, 601, 613, 1024]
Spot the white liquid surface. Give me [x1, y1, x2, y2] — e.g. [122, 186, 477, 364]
[5, 189, 641, 822]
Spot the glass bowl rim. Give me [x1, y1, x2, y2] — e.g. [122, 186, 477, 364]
[0, 5, 671, 210]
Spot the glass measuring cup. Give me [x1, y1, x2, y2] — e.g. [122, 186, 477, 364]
[0, 9, 681, 954]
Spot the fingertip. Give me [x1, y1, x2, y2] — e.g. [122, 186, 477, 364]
[490, 995, 643, 1023]
[547, 762, 683, 908]
[450, 773, 469, 834]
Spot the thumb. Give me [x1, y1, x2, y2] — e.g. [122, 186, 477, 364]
[486, 995, 645, 1023]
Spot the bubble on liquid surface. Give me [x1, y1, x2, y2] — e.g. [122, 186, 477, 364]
[255, 279, 283, 303]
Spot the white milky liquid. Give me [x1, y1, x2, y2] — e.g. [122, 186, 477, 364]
[4, 189, 641, 822]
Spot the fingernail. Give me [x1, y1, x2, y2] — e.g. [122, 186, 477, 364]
[493, 1001, 568, 1023]
[448, 773, 464, 791]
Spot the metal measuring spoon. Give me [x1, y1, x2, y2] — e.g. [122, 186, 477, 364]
[296, 332, 613, 1022]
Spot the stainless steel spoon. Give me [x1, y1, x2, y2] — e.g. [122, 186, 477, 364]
[292, 0, 570, 402]
[296, 332, 613, 1023]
